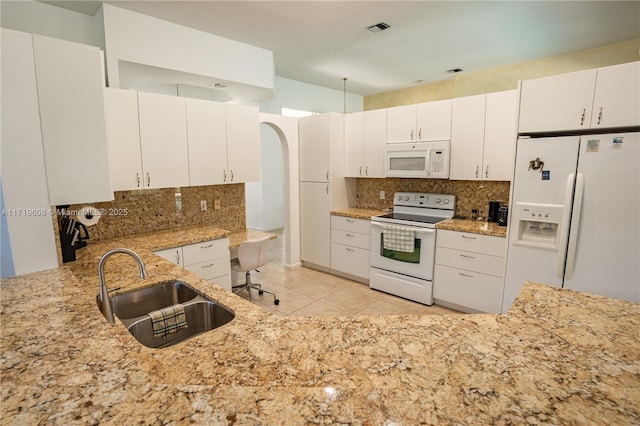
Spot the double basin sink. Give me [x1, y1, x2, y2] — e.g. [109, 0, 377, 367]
[108, 280, 234, 349]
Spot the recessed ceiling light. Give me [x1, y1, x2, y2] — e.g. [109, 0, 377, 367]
[446, 68, 463, 73]
[367, 22, 390, 33]
[211, 82, 231, 88]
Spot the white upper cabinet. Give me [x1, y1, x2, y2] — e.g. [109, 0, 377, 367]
[518, 61, 640, 133]
[450, 95, 486, 180]
[483, 90, 518, 181]
[226, 103, 261, 183]
[137, 92, 190, 189]
[387, 100, 452, 143]
[299, 114, 332, 182]
[518, 69, 597, 133]
[186, 98, 227, 186]
[450, 90, 517, 181]
[105, 88, 144, 191]
[32, 34, 113, 205]
[591, 61, 640, 129]
[344, 109, 386, 178]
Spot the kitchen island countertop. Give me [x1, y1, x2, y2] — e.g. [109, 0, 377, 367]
[2, 230, 639, 424]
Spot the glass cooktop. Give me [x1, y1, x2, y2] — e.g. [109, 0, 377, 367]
[374, 212, 449, 226]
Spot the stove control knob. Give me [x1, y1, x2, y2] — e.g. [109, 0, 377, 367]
[443, 199, 450, 204]
[397, 195, 403, 201]
[404, 196, 410, 201]
[435, 198, 442, 204]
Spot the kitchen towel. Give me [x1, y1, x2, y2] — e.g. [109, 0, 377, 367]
[149, 304, 188, 338]
[382, 224, 415, 253]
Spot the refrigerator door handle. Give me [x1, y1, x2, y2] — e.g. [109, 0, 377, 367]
[564, 173, 585, 279]
[556, 173, 576, 279]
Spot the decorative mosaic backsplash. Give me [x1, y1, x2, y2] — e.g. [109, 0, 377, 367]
[61, 184, 246, 242]
[355, 178, 510, 220]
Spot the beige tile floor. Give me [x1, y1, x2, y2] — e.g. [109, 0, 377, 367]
[234, 229, 463, 317]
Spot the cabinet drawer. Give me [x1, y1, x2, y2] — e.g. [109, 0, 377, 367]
[331, 243, 370, 279]
[331, 229, 370, 250]
[436, 229, 505, 257]
[153, 247, 183, 266]
[184, 256, 230, 280]
[182, 238, 229, 266]
[435, 247, 505, 277]
[433, 264, 504, 313]
[331, 215, 371, 234]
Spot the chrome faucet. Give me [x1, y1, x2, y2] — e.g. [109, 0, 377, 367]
[98, 248, 148, 325]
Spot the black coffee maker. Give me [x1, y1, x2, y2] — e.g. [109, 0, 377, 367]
[487, 201, 502, 223]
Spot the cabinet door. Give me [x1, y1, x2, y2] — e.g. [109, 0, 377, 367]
[104, 88, 144, 191]
[300, 182, 331, 268]
[226, 104, 260, 183]
[450, 95, 485, 180]
[518, 69, 597, 133]
[299, 114, 331, 182]
[483, 90, 518, 181]
[433, 264, 504, 313]
[186, 99, 227, 186]
[363, 109, 386, 177]
[344, 112, 365, 177]
[416, 99, 452, 141]
[0, 29, 58, 276]
[32, 34, 113, 205]
[591, 61, 640, 129]
[386, 104, 417, 143]
[137, 92, 190, 189]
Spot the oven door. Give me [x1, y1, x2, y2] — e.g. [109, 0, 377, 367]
[370, 221, 436, 281]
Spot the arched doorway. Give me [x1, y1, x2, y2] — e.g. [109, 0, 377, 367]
[254, 113, 300, 268]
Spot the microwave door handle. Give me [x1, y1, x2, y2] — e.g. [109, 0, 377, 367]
[556, 173, 576, 279]
[426, 149, 432, 176]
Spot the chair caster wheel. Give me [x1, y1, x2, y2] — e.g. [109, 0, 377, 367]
[258, 290, 264, 295]
[274, 299, 280, 305]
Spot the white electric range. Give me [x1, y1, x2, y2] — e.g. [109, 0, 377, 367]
[370, 192, 455, 305]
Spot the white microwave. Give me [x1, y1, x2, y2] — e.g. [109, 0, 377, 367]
[384, 141, 450, 179]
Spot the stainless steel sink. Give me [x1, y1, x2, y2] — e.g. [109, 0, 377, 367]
[108, 280, 235, 348]
[112, 280, 198, 320]
[123, 300, 235, 349]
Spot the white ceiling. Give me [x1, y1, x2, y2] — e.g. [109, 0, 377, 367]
[45, 1, 640, 96]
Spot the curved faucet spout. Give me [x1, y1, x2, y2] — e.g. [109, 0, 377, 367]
[98, 248, 148, 325]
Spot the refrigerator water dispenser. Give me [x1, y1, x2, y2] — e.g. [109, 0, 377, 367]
[514, 203, 563, 249]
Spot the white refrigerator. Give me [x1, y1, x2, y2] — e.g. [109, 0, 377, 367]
[502, 132, 640, 312]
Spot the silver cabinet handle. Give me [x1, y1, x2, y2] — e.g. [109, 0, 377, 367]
[485, 165, 489, 179]
[146, 172, 150, 187]
[461, 235, 477, 240]
[418, 128, 422, 140]
[410, 129, 414, 141]
[326, 171, 329, 181]
[176, 250, 180, 264]
[326, 184, 329, 194]
[346, 218, 354, 223]
[459, 272, 474, 278]
[200, 244, 214, 249]
[201, 263, 215, 268]
[365, 166, 368, 176]
[580, 108, 586, 126]
[346, 248, 355, 253]
[230, 170, 234, 182]
[460, 254, 475, 259]
[223, 170, 227, 182]
[359, 166, 363, 176]
[475, 166, 479, 179]
[345, 233, 355, 237]
[597, 107, 603, 125]
[136, 172, 140, 188]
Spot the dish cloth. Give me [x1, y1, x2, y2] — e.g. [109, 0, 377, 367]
[149, 304, 188, 338]
[382, 224, 415, 253]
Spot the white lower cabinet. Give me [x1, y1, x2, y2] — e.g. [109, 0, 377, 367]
[433, 229, 506, 313]
[153, 238, 231, 291]
[330, 216, 370, 280]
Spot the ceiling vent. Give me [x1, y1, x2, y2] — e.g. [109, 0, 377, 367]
[367, 22, 390, 33]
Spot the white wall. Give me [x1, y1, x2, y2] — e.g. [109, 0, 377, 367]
[0, 0, 104, 48]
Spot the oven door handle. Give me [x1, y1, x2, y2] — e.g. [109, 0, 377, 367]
[371, 222, 436, 236]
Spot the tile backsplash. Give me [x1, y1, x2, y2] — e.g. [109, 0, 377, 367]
[62, 184, 246, 242]
[355, 178, 510, 220]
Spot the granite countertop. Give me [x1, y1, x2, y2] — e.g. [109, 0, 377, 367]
[2, 227, 639, 423]
[436, 218, 507, 238]
[331, 208, 386, 220]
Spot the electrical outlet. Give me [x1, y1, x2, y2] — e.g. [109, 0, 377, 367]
[380, 191, 385, 199]
[200, 200, 207, 211]
[214, 199, 221, 210]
